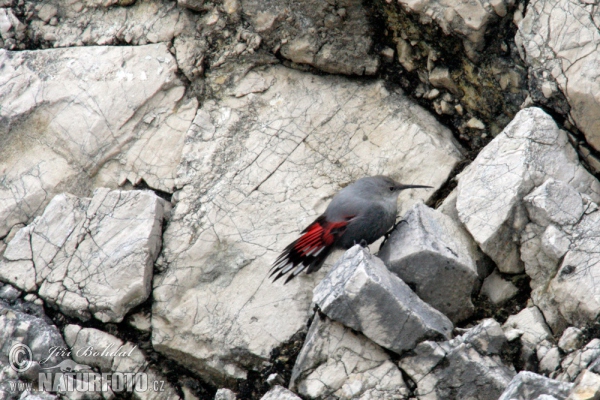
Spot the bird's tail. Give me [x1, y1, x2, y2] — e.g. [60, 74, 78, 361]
[270, 216, 345, 284]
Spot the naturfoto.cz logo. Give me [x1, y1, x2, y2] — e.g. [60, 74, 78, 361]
[8, 343, 166, 394]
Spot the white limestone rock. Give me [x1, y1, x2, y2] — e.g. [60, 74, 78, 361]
[314, 246, 453, 354]
[151, 65, 464, 385]
[498, 371, 574, 400]
[560, 327, 585, 354]
[456, 107, 600, 274]
[0, 189, 165, 322]
[516, 0, 600, 151]
[289, 316, 408, 400]
[378, 201, 479, 323]
[0, 44, 195, 239]
[481, 270, 519, 305]
[242, 0, 379, 75]
[558, 340, 600, 383]
[399, 319, 514, 400]
[567, 370, 600, 400]
[260, 386, 300, 400]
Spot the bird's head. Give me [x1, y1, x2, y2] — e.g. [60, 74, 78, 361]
[368, 175, 433, 199]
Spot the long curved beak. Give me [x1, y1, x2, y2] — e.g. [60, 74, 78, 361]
[396, 184, 433, 190]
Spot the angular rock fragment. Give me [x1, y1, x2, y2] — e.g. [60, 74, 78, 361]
[558, 340, 600, 383]
[400, 319, 514, 400]
[498, 371, 573, 400]
[516, 0, 600, 151]
[456, 107, 600, 274]
[481, 270, 519, 304]
[379, 202, 478, 323]
[503, 307, 553, 370]
[314, 246, 453, 354]
[63, 325, 179, 400]
[290, 315, 408, 399]
[260, 386, 300, 400]
[242, 0, 379, 75]
[152, 65, 464, 384]
[560, 328, 584, 354]
[567, 370, 600, 400]
[0, 189, 165, 322]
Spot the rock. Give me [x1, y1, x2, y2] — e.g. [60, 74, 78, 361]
[0, 44, 195, 238]
[378, 202, 478, 323]
[456, 107, 600, 274]
[260, 386, 301, 400]
[558, 340, 600, 383]
[503, 307, 553, 348]
[173, 36, 207, 80]
[151, 65, 464, 385]
[62, 325, 179, 400]
[400, 319, 515, 400]
[0, 298, 69, 397]
[0, 283, 21, 302]
[395, 0, 510, 60]
[242, 0, 379, 75]
[0, 8, 26, 50]
[314, 246, 453, 354]
[516, 0, 600, 151]
[0, 189, 165, 322]
[429, 67, 460, 95]
[498, 371, 574, 400]
[560, 328, 585, 354]
[567, 370, 600, 400]
[178, 0, 207, 11]
[481, 270, 519, 304]
[503, 307, 553, 370]
[290, 315, 408, 399]
[26, 0, 192, 47]
[214, 389, 236, 400]
[539, 347, 562, 375]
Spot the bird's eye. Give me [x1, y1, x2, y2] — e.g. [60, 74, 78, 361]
[389, 186, 395, 192]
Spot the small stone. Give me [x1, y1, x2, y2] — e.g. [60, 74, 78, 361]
[260, 386, 301, 400]
[481, 270, 519, 304]
[380, 46, 394, 62]
[424, 88, 440, 99]
[214, 389, 236, 400]
[128, 312, 152, 332]
[560, 327, 585, 353]
[466, 117, 486, 130]
[429, 67, 460, 94]
[540, 347, 562, 374]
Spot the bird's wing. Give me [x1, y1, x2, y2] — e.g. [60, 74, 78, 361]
[270, 215, 352, 283]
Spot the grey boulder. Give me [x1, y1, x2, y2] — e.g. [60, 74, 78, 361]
[313, 245, 453, 354]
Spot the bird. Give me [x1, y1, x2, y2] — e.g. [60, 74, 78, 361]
[269, 175, 432, 283]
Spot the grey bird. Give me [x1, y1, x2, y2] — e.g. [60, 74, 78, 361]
[270, 175, 432, 283]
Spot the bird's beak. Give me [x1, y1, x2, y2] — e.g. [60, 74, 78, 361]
[396, 184, 433, 190]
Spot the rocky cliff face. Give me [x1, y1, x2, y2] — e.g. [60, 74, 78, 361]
[1, 0, 600, 399]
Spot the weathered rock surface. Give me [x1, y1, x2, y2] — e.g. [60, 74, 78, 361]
[379, 201, 479, 323]
[516, 0, 600, 151]
[503, 307, 553, 370]
[151, 65, 463, 384]
[0, 189, 165, 322]
[395, 0, 513, 60]
[260, 386, 300, 400]
[314, 246, 453, 354]
[558, 340, 600, 383]
[456, 107, 600, 274]
[63, 325, 180, 400]
[498, 371, 574, 400]
[567, 369, 600, 400]
[481, 270, 519, 304]
[0, 44, 195, 240]
[290, 315, 408, 400]
[242, 0, 378, 75]
[399, 318, 515, 400]
[0, 297, 67, 399]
